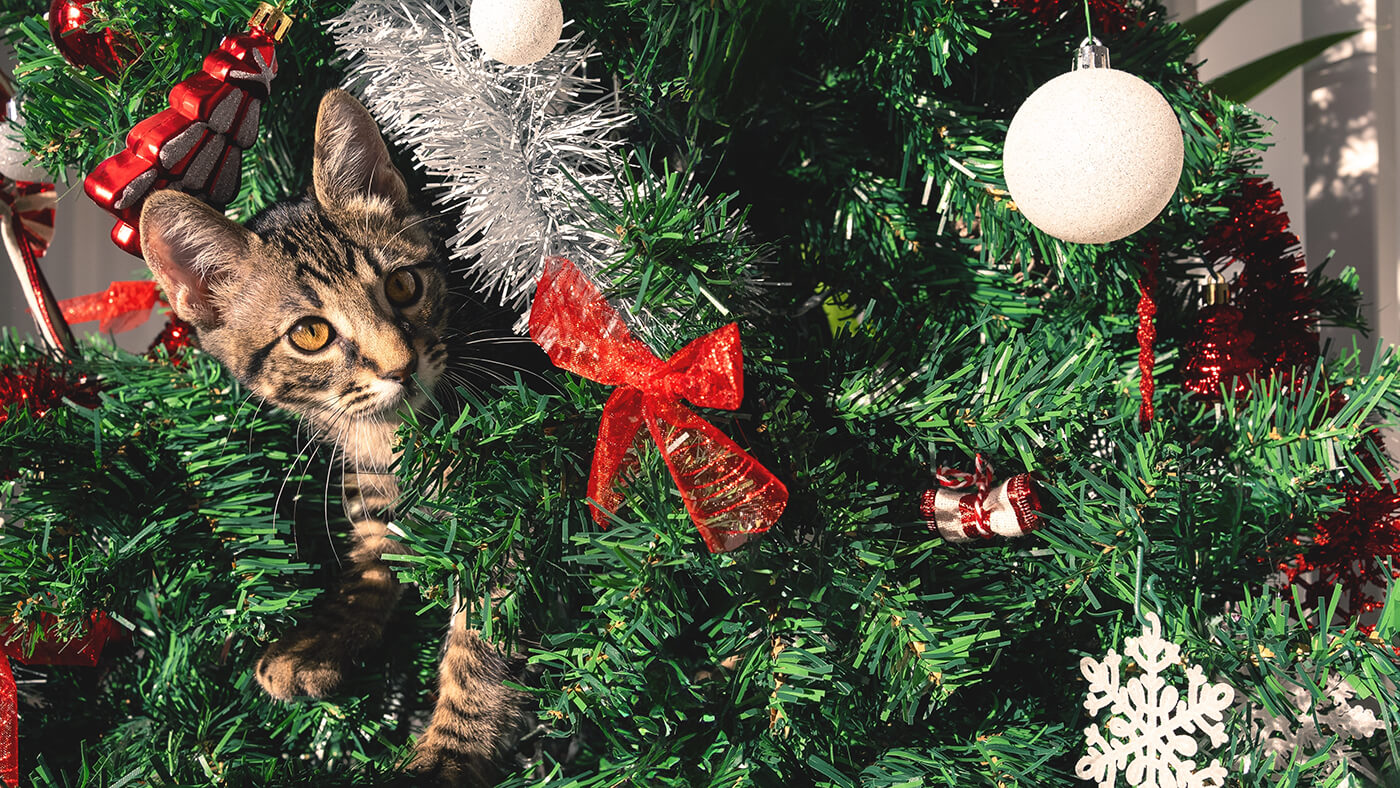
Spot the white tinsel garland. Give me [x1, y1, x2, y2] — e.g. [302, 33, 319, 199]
[328, 0, 630, 311]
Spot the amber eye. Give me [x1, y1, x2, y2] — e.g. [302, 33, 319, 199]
[385, 268, 422, 306]
[287, 317, 335, 353]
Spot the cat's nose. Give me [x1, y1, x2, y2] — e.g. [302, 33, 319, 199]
[380, 350, 417, 384]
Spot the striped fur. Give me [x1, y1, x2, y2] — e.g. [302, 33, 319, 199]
[139, 90, 529, 786]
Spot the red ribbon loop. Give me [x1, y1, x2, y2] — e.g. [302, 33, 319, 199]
[59, 280, 164, 333]
[529, 258, 787, 552]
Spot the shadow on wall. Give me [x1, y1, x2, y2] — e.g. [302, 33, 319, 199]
[1304, 0, 1382, 358]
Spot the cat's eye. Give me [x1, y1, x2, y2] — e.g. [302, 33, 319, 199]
[385, 268, 422, 307]
[287, 317, 335, 353]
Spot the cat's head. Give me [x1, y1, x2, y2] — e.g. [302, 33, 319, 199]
[140, 90, 448, 456]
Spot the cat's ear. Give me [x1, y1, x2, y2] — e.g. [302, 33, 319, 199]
[140, 190, 254, 330]
[312, 89, 409, 214]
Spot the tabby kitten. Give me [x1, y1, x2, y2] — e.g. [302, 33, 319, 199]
[139, 89, 529, 785]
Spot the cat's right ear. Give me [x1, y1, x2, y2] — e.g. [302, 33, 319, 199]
[140, 190, 254, 330]
[312, 89, 410, 215]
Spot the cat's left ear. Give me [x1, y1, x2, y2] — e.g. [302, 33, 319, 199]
[312, 89, 410, 215]
[140, 190, 254, 330]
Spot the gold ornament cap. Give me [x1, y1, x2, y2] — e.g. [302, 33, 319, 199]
[251, 2, 294, 42]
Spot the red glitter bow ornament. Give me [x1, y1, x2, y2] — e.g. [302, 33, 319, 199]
[84, 3, 292, 255]
[529, 258, 787, 552]
[0, 176, 74, 355]
[922, 454, 1044, 542]
[1, 611, 118, 787]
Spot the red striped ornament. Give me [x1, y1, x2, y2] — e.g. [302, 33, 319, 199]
[0, 176, 73, 355]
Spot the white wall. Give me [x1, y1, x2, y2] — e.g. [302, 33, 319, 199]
[0, 53, 161, 354]
[1169, 0, 1391, 356]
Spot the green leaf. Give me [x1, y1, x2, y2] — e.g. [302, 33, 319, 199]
[1179, 0, 1253, 43]
[1375, 569, 1400, 643]
[1207, 31, 1360, 103]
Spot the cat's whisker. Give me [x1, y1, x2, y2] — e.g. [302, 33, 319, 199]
[450, 336, 539, 349]
[323, 441, 344, 568]
[442, 371, 487, 402]
[224, 389, 259, 445]
[375, 211, 442, 255]
[453, 358, 551, 391]
[272, 397, 353, 555]
[447, 355, 559, 395]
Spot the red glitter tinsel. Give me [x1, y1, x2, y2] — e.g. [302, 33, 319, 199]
[146, 316, 196, 362]
[1200, 178, 1319, 383]
[1002, 0, 1137, 34]
[1281, 435, 1400, 619]
[1181, 302, 1263, 399]
[0, 359, 101, 428]
[1137, 249, 1158, 424]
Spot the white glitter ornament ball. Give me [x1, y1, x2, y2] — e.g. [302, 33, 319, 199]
[1003, 43, 1184, 245]
[470, 0, 564, 66]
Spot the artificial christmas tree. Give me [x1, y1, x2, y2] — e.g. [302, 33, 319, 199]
[1, 0, 1398, 786]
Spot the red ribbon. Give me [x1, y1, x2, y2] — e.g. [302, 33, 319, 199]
[0, 611, 117, 786]
[59, 280, 164, 333]
[529, 258, 787, 552]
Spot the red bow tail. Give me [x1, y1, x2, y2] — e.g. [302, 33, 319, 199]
[589, 387, 649, 519]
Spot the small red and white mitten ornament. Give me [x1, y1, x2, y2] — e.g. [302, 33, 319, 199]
[921, 454, 1044, 542]
[84, 3, 292, 255]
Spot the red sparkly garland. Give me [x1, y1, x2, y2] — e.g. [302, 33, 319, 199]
[0, 359, 101, 429]
[147, 316, 196, 360]
[1198, 178, 1319, 383]
[1002, 0, 1138, 35]
[1281, 432, 1400, 619]
[1181, 300, 1262, 399]
[1, 611, 118, 787]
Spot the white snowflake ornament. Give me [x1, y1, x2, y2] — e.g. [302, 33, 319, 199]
[1249, 671, 1385, 780]
[1077, 613, 1236, 787]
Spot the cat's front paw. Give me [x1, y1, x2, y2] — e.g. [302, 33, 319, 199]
[254, 626, 354, 699]
[403, 749, 493, 788]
